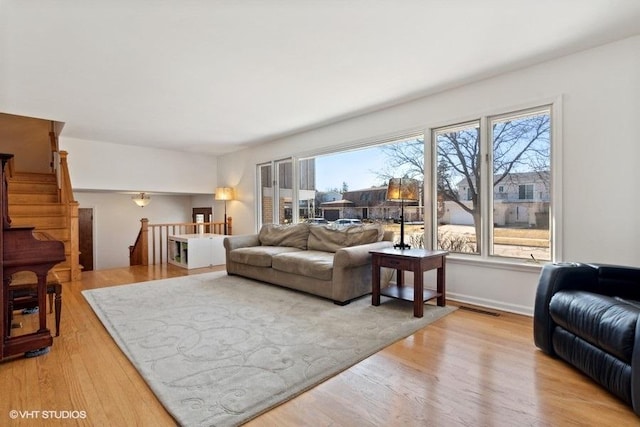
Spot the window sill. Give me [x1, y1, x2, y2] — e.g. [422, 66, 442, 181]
[446, 254, 545, 273]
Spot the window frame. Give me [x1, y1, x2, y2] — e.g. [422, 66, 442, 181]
[256, 157, 297, 227]
[518, 184, 534, 200]
[426, 97, 563, 265]
[255, 131, 425, 230]
[254, 97, 563, 266]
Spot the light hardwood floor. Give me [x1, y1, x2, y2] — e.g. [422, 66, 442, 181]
[1, 264, 637, 426]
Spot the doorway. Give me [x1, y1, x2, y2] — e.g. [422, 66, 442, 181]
[192, 207, 213, 233]
[79, 208, 94, 271]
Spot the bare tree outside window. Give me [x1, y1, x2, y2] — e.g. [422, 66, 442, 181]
[434, 122, 481, 253]
[377, 138, 425, 182]
[490, 109, 551, 259]
[258, 106, 552, 260]
[435, 108, 551, 258]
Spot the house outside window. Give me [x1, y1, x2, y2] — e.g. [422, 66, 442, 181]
[257, 103, 558, 262]
[256, 135, 425, 248]
[433, 105, 554, 261]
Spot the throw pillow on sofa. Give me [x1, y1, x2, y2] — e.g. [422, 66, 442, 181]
[259, 223, 310, 249]
[307, 224, 383, 252]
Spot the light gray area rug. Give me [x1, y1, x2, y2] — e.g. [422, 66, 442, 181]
[82, 271, 455, 427]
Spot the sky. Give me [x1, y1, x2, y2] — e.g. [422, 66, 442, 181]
[315, 146, 390, 192]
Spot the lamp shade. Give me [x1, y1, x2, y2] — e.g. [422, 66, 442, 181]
[132, 192, 151, 207]
[386, 178, 419, 202]
[214, 187, 234, 201]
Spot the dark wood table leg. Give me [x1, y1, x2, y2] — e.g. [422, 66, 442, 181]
[437, 257, 446, 307]
[397, 269, 404, 287]
[53, 284, 61, 337]
[372, 256, 381, 306]
[413, 263, 424, 318]
[37, 274, 48, 333]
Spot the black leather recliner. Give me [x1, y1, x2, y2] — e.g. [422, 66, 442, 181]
[534, 262, 640, 415]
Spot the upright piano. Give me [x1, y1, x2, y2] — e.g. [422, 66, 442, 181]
[0, 153, 65, 359]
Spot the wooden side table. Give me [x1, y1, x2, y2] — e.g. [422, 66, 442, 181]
[371, 248, 448, 317]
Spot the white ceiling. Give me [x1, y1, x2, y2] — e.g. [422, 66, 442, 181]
[2, 1, 640, 155]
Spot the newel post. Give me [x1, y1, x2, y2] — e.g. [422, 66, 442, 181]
[58, 151, 76, 204]
[141, 218, 149, 266]
[227, 217, 232, 236]
[69, 201, 81, 280]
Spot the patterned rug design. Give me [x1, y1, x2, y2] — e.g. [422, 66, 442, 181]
[83, 271, 454, 427]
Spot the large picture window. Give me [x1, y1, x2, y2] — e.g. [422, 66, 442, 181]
[433, 105, 553, 261]
[257, 102, 558, 263]
[257, 135, 425, 248]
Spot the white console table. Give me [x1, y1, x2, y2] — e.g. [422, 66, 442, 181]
[168, 234, 226, 269]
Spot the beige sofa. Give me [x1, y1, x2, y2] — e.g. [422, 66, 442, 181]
[223, 223, 394, 304]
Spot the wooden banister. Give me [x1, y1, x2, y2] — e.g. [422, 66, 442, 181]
[58, 151, 75, 204]
[49, 129, 58, 172]
[5, 157, 15, 180]
[129, 217, 232, 266]
[56, 151, 81, 280]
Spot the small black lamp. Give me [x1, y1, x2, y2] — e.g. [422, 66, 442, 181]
[386, 178, 419, 249]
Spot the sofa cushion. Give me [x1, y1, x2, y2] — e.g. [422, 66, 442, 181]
[272, 250, 335, 281]
[259, 223, 310, 249]
[229, 246, 303, 267]
[549, 290, 640, 364]
[551, 327, 633, 406]
[307, 224, 383, 253]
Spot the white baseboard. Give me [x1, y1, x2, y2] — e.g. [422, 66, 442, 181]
[446, 292, 533, 317]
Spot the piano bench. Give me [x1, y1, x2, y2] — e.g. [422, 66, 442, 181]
[7, 271, 62, 337]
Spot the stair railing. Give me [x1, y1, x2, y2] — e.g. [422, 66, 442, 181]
[129, 217, 232, 266]
[53, 149, 81, 281]
[47, 125, 81, 282]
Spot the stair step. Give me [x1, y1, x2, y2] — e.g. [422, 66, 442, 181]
[8, 193, 59, 204]
[8, 215, 68, 230]
[9, 172, 57, 184]
[6, 227, 69, 242]
[9, 204, 66, 216]
[8, 180, 58, 195]
[52, 267, 71, 283]
[29, 228, 71, 242]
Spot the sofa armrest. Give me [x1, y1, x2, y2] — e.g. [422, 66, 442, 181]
[533, 262, 599, 355]
[223, 234, 260, 252]
[333, 241, 394, 268]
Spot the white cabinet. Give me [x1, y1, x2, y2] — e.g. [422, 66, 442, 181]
[168, 234, 226, 269]
[209, 235, 226, 265]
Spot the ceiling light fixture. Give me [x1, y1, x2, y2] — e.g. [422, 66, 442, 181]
[132, 192, 151, 207]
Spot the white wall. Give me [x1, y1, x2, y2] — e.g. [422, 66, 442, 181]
[61, 137, 218, 193]
[217, 36, 640, 315]
[62, 138, 219, 269]
[73, 192, 207, 270]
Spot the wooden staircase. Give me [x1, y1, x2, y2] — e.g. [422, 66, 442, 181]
[0, 113, 80, 283]
[7, 171, 77, 283]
